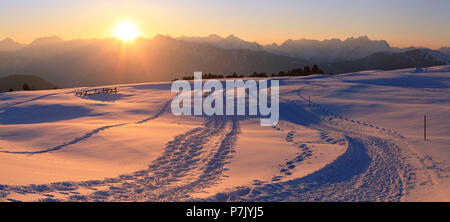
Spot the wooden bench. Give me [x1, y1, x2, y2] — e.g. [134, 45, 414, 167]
[75, 87, 118, 97]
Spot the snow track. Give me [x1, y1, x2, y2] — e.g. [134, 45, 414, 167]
[0, 98, 173, 154]
[199, 89, 416, 202]
[0, 116, 240, 201]
[200, 120, 410, 201]
[0, 92, 60, 111]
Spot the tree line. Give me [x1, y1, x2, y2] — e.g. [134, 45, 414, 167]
[8, 83, 32, 92]
[174, 64, 325, 81]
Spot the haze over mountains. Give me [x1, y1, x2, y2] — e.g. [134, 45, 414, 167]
[0, 35, 449, 88]
[177, 34, 450, 63]
[177, 34, 264, 52]
[265, 36, 392, 63]
[180, 35, 393, 63]
[0, 35, 309, 87]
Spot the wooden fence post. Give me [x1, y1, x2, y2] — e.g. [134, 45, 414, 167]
[424, 115, 427, 141]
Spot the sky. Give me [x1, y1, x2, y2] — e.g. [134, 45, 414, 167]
[1, 0, 449, 49]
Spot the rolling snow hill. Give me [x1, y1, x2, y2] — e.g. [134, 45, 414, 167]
[0, 66, 449, 202]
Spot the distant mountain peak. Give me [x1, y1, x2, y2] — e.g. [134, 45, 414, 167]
[359, 35, 370, 40]
[345, 35, 370, 41]
[225, 34, 239, 39]
[224, 34, 248, 43]
[344, 35, 388, 44]
[29, 36, 63, 46]
[177, 34, 263, 51]
[0, 37, 26, 51]
[207, 34, 223, 40]
[2, 37, 15, 43]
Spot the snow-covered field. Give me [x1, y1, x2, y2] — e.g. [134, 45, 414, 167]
[0, 66, 449, 202]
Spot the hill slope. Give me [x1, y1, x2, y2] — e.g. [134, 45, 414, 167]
[0, 74, 58, 92]
[325, 48, 450, 74]
[0, 66, 448, 201]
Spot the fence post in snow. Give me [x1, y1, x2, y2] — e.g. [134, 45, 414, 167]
[424, 115, 427, 141]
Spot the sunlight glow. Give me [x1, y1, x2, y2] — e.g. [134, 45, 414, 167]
[114, 21, 139, 41]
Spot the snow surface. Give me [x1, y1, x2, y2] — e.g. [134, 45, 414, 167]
[0, 66, 449, 202]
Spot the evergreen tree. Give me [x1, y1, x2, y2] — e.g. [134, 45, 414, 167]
[311, 64, 324, 74]
[312, 64, 320, 73]
[226, 72, 239, 78]
[22, 83, 30, 91]
[287, 68, 303, 76]
[303, 66, 311, 74]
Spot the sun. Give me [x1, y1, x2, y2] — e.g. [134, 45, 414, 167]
[114, 21, 140, 41]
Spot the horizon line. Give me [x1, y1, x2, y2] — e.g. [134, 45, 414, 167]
[0, 34, 446, 50]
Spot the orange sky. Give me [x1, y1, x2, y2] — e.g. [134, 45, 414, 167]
[1, 0, 449, 49]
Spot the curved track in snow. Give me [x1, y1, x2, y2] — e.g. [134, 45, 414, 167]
[0, 92, 61, 111]
[0, 116, 240, 202]
[198, 89, 416, 202]
[0, 98, 173, 155]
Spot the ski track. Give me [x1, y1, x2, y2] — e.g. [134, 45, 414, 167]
[0, 93, 61, 111]
[0, 116, 240, 202]
[0, 97, 173, 155]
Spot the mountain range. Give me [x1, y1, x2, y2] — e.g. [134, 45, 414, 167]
[0, 36, 309, 87]
[264, 36, 392, 63]
[0, 35, 449, 88]
[177, 34, 450, 63]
